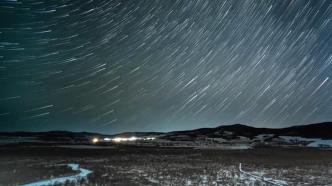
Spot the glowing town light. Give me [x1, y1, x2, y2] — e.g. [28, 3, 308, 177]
[111, 136, 140, 142]
[128, 136, 137, 141]
[92, 137, 99, 144]
[103, 137, 111, 141]
[112, 137, 123, 142]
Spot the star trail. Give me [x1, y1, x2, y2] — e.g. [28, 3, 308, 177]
[0, 0, 331, 133]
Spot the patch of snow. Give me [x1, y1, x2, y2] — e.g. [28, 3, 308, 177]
[279, 136, 332, 148]
[195, 144, 251, 150]
[307, 140, 332, 148]
[239, 163, 287, 186]
[255, 134, 274, 140]
[279, 136, 316, 142]
[147, 177, 159, 184]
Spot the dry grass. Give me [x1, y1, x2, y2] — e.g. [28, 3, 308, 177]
[0, 146, 331, 185]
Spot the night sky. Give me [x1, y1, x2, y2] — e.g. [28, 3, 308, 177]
[0, 0, 331, 133]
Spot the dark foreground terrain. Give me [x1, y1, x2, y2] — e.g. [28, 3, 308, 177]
[0, 146, 331, 186]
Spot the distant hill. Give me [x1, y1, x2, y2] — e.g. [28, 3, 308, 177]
[0, 122, 331, 147]
[110, 132, 165, 138]
[162, 122, 332, 140]
[0, 131, 105, 145]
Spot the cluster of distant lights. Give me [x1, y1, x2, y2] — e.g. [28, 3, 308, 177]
[92, 136, 156, 144]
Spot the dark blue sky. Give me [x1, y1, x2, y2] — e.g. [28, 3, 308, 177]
[0, 0, 331, 134]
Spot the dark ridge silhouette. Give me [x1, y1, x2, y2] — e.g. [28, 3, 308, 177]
[162, 122, 332, 140]
[0, 122, 331, 143]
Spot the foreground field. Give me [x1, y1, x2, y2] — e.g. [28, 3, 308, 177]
[0, 146, 331, 185]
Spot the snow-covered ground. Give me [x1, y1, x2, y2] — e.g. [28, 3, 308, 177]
[307, 139, 332, 147]
[239, 163, 287, 186]
[1, 146, 331, 185]
[279, 136, 332, 148]
[195, 144, 251, 150]
[20, 164, 92, 186]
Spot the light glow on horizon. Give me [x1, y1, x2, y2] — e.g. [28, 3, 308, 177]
[112, 136, 140, 142]
[92, 137, 99, 144]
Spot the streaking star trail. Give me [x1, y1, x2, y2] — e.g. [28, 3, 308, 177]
[0, 0, 331, 133]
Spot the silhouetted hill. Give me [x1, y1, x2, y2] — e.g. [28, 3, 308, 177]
[111, 132, 165, 138]
[162, 122, 332, 140]
[0, 122, 331, 146]
[0, 131, 105, 144]
[277, 122, 332, 139]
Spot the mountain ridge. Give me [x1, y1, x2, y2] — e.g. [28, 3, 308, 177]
[162, 122, 332, 140]
[0, 122, 331, 140]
